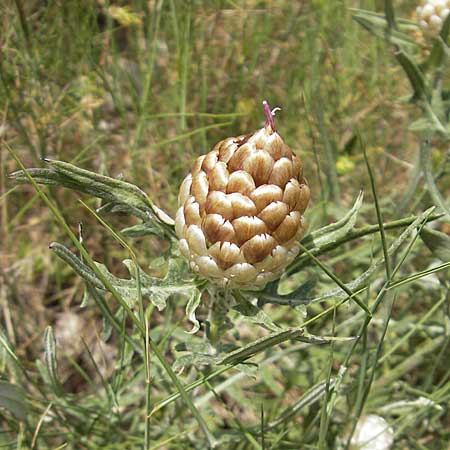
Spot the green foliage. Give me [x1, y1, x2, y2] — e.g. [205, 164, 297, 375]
[1, 1, 450, 449]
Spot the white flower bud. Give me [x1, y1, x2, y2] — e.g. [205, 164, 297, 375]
[350, 415, 394, 450]
[417, 0, 450, 37]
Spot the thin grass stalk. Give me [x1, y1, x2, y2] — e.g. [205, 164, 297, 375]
[6, 143, 216, 447]
[317, 306, 336, 449]
[296, 241, 371, 316]
[132, 0, 164, 177]
[361, 133, 392, 278]
[287, 212, 443, 274]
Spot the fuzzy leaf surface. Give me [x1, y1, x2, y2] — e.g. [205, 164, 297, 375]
[10, 159, 174, 238]
[50, 242, 197, 312]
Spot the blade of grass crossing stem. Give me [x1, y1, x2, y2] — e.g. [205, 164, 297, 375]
[153, 295, 360, 414]
[384, 0, 397, 31]
[6, 144, 216, 448]
[79, 199, 210, 448]
[420, 139, 450, 217]
[78, 199, 138, 260]
[380, 292, 448, 364]
[132, 0, 163, 157]
[149, 338, 217, 448]
[296, 241, 371, 316]
[339, 209, 433, 447]
[390, 208, 436, 280]
[145, 318, 151, 450]
[361, 133, 392, 278]
[134, 121, 233, 155]
[203, 379, 262, 450]
[318, 307, 337, 449]
[4, 142, 143, 333]
[345, 210, 434, 446]
[387, 260, 450, 290]
[150, 366, 231, 415]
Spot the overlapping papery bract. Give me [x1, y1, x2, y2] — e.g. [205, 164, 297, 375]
[175, 124, 310, 289]
[416, 0, 450, 37]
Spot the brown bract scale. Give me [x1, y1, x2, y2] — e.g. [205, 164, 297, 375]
[175, 123, 310, 289]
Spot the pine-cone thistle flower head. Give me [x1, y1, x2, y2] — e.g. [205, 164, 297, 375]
[175, 101, 310, 289]
[416, 0, 450, 37]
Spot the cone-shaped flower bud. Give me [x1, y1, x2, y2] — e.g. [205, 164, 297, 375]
[416, 0, 450, 37]
[175, 101, 310, 289]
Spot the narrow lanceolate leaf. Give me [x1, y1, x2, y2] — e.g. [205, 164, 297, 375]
[304, 191, 364, 243]
[394, 49, 429, 100]
[217, 327, 304, 366]
[50, 242, 197, 311]
[387, 260, 450, 290]
[10, 159, 174, 237]
[285, 208, 436, 305]
[263, 378, 336, 431]
[44, 327, 63, 396]
[352, 10, 418, 46]
[0, 382, 27, 421]
[284, 191, 364, 276]
[420, 226, 450, 262]
[256, 278, 317, 306]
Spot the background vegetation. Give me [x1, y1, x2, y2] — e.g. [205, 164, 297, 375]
[1, 0, 449, 449]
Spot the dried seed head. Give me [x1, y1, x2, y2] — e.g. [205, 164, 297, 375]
[416, 0, 450, 37]
[176, 101, 310, 289]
